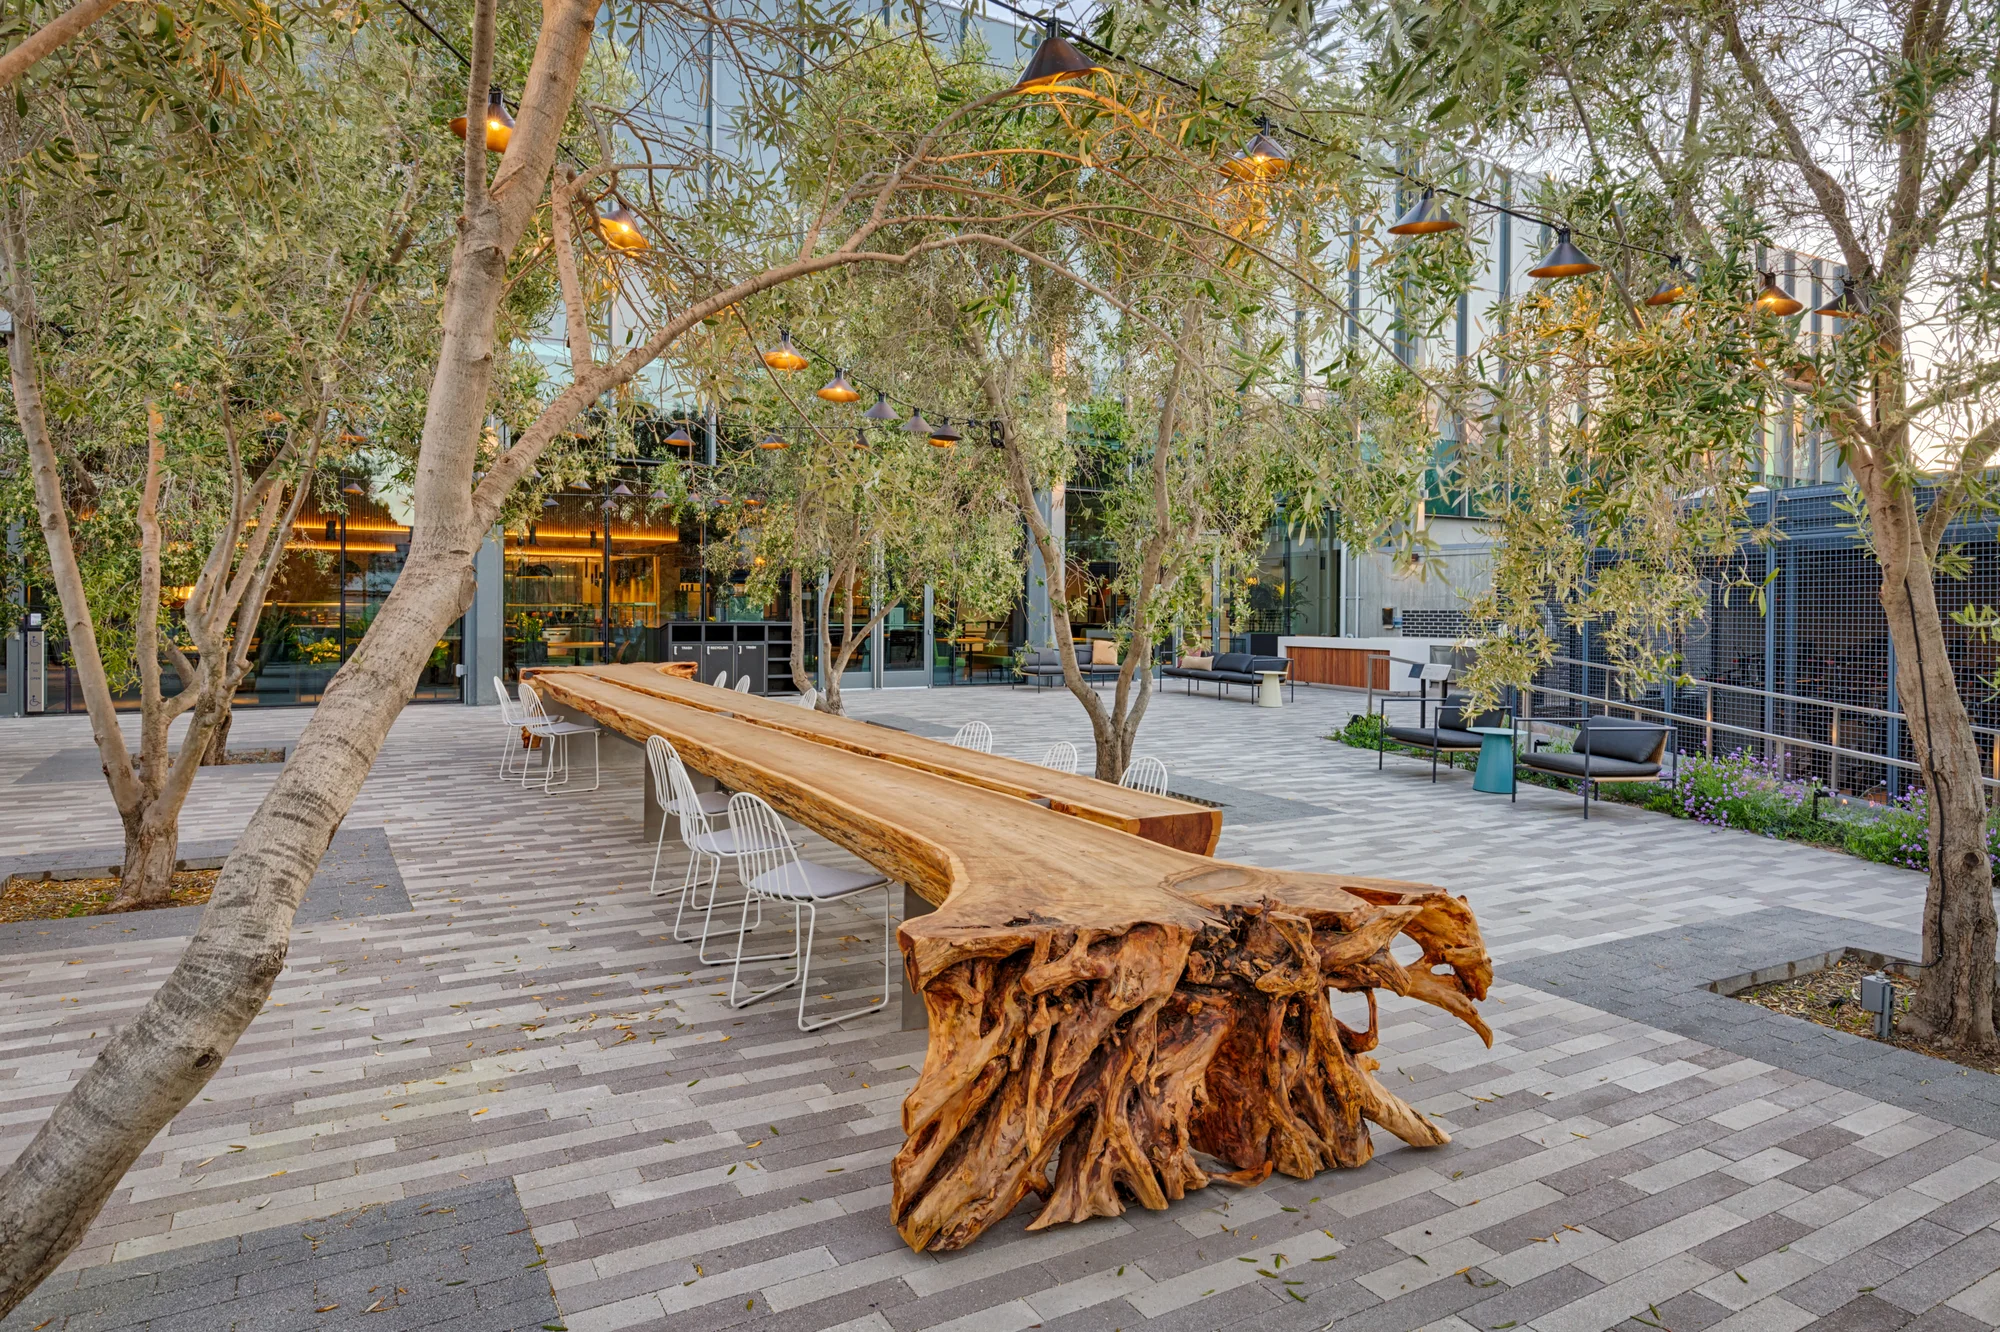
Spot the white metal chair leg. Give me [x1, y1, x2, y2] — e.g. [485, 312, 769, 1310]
[697, 877, 776, 967]
[795, 889, 893, 1032]
[727, 900, 805, 1009]
[671, 849, 721, 941]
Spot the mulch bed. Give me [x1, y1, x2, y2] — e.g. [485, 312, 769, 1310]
[0, 870, 220, 923]
[1736, 954, 2000, 1077]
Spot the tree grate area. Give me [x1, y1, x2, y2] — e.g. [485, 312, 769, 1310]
[0, 870, 219, 923]
[1736, 954, 2000, 1077]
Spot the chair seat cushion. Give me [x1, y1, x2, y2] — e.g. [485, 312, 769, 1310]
[666, 790, 731, 816]
[1383, 725, 1484, 750]
[688, 827, 796, 857]
[1522, 752, 1661, 779]
[749, 860, 889, 900]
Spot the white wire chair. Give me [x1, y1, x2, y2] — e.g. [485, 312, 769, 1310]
[712, 670, 729, 690]
[1039, 740, 1079, 774]
[664, 753, 793, 962]
[515, 680, 601, 793]
[734, 675, 754, 694]
[795, 685, 820, 711]
[722, 792, 893, 1031]
[646, 735, 730, 897]
[949, 720, 994, 753]
[495, 676, 530, 780]
[1120, 755, 1170, 795]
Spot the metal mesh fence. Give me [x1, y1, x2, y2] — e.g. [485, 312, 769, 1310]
[1525, 483, 2000, 802]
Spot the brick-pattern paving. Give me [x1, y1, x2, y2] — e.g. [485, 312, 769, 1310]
[0, 682, 1989, 1332]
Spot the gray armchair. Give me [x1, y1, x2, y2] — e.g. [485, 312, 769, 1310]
[1377, 692, 1508, 783]
[1516, 715, 1670, 818]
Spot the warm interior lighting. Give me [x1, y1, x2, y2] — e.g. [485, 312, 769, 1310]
[596, 201, 649, 254]
[1386, 188, 1458, 235]
[449, 86, 514, 153]
[1753, 270, 1803, 317]
[761, 330, 808, 371]
[1225, 117, 1292, 182]
[817, 369, 860, 403]
[1013, 16, 1105, 92]
[1528, 228, 1601, 279]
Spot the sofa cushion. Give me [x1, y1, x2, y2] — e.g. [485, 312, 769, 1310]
[1179, 655, 1213, 670]
[1575, 719, 1666, 764]
[1384, 725, 1484, 750]
[1436, 694, 1507, 731]
[1212, 652, 1255, 674]
[1091, 639, 1118, 666]
[1521, 751, 1660, 780]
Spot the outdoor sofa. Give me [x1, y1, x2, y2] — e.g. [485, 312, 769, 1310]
[1014, 646, 1125, 691]
[1160, 652, 1295, 701]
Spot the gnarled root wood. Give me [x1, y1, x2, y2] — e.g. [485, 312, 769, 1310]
[892, 867, 1491, 1252]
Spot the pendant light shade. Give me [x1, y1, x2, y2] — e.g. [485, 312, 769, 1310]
[1014, 17, 1104, 92]
[596, 201, 649, 254]
[542, 496, 559, 509]
[450, 86, 514, 153]
[611, 481, 633, 497]
[1386, 188, 1459, 236]
[927, 417, 962, 448]
[758, 430, 788, 450]
[1528, 228, 1601, 279]
[665, 424, 695, 448]
[903, 408, 934, 437]
[650, 488, 668, 500]
[1644, 258, 1690, 307]
[863, 391, 898, 422]
[1752, 270, 1803, 317]
[1225, 117, 1292, 182]
[851, 428, 870, 449]
[1815, 278, 1863, 320]
[340, 478, 365, 496]
[761, 330, 808, 372]
[816, 369, 860, 403]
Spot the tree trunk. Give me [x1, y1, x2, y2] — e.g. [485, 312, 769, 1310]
[201, 709, 234, 766]
[1876, 506, 1999, 1050]
[789, 567, 814, 702]
[108, 820, 178, 913]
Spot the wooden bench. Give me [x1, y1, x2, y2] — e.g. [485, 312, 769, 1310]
[529, 665, 1494, 1252]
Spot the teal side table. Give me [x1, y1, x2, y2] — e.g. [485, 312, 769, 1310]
[1469, 726, 1515, 794]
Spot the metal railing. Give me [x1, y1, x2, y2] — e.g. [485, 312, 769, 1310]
[1532, 656, 2000, 797]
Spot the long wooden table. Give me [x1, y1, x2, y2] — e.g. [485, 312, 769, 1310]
[529, 664, 1492, 1253]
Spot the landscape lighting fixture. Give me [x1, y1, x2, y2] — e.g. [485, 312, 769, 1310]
[1014, 16, 1104, 92]
[1644, 258, 1690, 307]
[450, 86, 514, 153]
[596, 201, 649, 254]
[863, 391, 898, 422]
[903, 408, 934, 437]
[816, 369, 860, 403]
[759, 430, 788, 450]
[1527, 228, 1601, 279]
[1225, 117, 1292, 182]
[1815, 278, 1863, 320]
[927, 417, 962, 448]
[1386, 188, 1459, 235]
[665, 424, 695, 448]
[1752, 270, 1804, 317]
[761, 330, 808, 371]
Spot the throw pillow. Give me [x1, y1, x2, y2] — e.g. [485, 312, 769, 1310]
[1180, 655, 1214, 670]
[1090, 639, 1118, 666]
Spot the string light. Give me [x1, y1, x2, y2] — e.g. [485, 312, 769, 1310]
[449, 86, 513, 153]
[1528, 229, 1601, 279]
[863, 392, 898, 422]
[1224, 116, 1291, 182]
[762, 330, 808, 372]
[1815, 278, 1863, 320]
[596, 201, 649, 254]
[665, 424, 695, 448]
[1752, 270, 1804, 317]
[1644, 258, 1690, 307]
[903, 408, 934, 437]
[759, 430, 788, 450]
[1013, 16, 1105, 92]
[927, 417, 962, 448]
[817, 369, 860, 403]
[1386, 188, 1459, 236]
